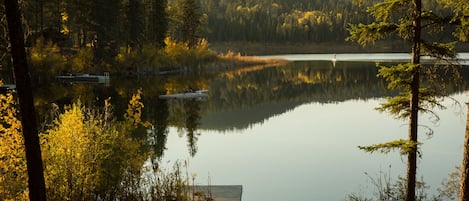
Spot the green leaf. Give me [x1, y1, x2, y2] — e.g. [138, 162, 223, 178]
[347, 22, 399, 46]
[421, 41, 457, 60]
[376, 93, 410, 119]
[377, 63, 419, 90]
[358, 139, 420, 155]
[368, 0, 413, 22]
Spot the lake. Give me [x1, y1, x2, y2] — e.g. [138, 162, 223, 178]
[31, 53, 469, 200]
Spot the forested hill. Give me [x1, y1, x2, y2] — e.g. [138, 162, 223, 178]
[6, 0, 455, 62]
[198, 0, 448, 43]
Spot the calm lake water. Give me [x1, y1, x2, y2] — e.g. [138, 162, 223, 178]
[31, 53, 469, 200]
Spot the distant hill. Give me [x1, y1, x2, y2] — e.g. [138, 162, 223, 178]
[197, 0, 453, 44]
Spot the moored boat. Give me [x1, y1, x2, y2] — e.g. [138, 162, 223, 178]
[159, 90, 208, 100]
[56, 72, 110, 83]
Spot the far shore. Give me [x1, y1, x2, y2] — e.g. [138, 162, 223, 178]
[209, 41, 469, 56]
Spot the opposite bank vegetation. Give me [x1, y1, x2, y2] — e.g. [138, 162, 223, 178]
[21, 36, 287, 82]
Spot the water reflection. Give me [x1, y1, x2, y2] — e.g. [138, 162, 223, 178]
[146, 98, 169, 158]
[16, 57, 469, 201]
[31, 60, 469, 157]
[184, 99, 202, 156]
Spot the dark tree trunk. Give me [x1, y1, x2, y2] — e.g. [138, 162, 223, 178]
[3, 0, 47, 200]
[406, 0, 421, 201]
[459, 103, 469, 201]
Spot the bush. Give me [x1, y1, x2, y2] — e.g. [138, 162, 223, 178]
[0, 90, 29, 200]
[69, 47, 94, 73]
[29, 37, 67, 76]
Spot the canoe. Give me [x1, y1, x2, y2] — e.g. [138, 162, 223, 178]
[159, 90, 208, 99]
[56, 72, 110, 83]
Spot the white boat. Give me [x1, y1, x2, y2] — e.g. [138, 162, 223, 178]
[0, 84, 16, 92]
[159, 90, 208, 99]
[56, 72, 110, 83]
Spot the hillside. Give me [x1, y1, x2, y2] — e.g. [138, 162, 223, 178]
[197, 0, 449, 45]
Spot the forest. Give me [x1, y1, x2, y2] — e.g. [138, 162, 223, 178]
[2, 0, 469, 200]
[0, 0, 462, 79]
[20, 0, 450, 44]
[0, 0, 458, 73]
[200, 0, 457, 43]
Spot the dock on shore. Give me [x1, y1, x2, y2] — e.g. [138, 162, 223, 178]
[189, 185, 242, 201]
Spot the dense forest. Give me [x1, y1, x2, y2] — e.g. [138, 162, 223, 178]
[3, 0, 456, 52]
[221, 0, 453, 42]
[0, 0, 461, 76]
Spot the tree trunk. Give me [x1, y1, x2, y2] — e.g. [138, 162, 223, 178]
[406, 1, 421, 201]
[3, 1, 47, 201]
[459, 103, 469, 201]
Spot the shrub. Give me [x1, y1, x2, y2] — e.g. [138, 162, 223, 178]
[29, 37, 66, 76]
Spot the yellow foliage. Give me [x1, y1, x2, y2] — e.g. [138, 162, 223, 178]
[41, 98, 150, 200]
[125, 88, 151, 127]
[125, 89, 143, 125]
[70, 47, 94, 72]
[61, 12, 69, 34]
[0, 92, 29, 200]
[164, 37, 191, 65]
[29, 37, 66, 74]
[0, 89, 153, 200]
[41, 102, 95, 200]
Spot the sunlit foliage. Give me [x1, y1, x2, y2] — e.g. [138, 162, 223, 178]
[164, 37, 216, 68]
[125, 88, 149, 127]
[40, 95, 150, 200]
[41, 101, 97, 200]
[438, 0, 469, 42]
[0, 90, 29, 200]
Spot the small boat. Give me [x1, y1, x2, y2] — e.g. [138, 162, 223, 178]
[159, 89, 208, 100]
[0, 84, 16, 92]
[56, 72, 110, 83]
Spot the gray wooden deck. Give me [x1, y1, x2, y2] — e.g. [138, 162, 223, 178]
[188, 185, 242, 201]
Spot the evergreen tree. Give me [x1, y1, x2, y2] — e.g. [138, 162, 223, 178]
[347, 0, 458, 201]
[65, 0, 94, 47]
[125, 0, 144, 52]
[92, 0, 121, 65]
[438, 2, 469, 200]
[146, 0, 168, 48]
[181, 0, 202, 48]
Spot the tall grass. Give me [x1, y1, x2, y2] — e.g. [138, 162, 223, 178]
[346, 166, 460, 201]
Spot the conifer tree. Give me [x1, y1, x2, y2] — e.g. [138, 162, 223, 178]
[347, 0, 458, 201]
[125, 0, 144, 53]
[438, 1, 469, 200]
[147, 0, 168, 48]
[181, 0, 202, 48]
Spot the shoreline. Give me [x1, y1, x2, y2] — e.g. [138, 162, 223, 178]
[209, 41, 469, 56]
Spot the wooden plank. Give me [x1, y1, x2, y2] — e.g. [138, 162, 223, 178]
[187, 185, 243, 201]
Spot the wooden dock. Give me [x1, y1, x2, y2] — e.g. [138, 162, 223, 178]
[188, 185, 242, 201]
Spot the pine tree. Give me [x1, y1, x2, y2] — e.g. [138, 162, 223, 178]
[181, 0, 202, 48]
[125, 0, 144, 53]
[438, 1, 469, 200]
[91, 0, 121, 65]
[347, 0, 458, 201]
[146, 0, 168, 48]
